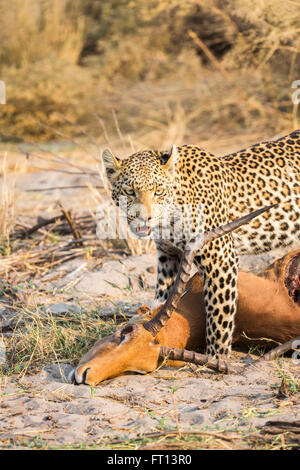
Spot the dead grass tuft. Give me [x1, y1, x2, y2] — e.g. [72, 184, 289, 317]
[0, 154, 15, 255]
[0, 302, 121, 377]
[0, 0, 84, 68]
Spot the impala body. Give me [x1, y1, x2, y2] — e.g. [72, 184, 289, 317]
[71, 250, 300, 386]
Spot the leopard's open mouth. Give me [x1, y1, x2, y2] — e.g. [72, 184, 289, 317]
[136, 225, 151, 237]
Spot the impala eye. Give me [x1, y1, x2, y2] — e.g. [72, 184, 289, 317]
[155, 188, 165, 197]
[124, 188, 135, 196]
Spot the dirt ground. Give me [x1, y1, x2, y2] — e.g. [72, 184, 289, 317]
[0, 140, 300, 450]
[1, 354, 300, 450]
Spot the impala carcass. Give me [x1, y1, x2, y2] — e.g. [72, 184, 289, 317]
[70, 207, 300, 386]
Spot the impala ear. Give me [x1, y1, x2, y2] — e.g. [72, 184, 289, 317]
[163, 144, 179, 179]
[102, 148, 121, 181]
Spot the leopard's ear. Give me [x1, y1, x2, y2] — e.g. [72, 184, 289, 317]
[163, 144, 179, 179]
[102, 148, 121, 181]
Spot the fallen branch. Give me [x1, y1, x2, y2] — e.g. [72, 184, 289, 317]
[104, 429, 240, 446]
[15, 214, 66, 238]
[24, 185, 103, 192]
[58, 203, 83, 247]
[11, 212, 98, 240]
[262, 420, 300, 435]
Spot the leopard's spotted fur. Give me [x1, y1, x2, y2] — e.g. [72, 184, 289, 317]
[103, 130, 300, 358]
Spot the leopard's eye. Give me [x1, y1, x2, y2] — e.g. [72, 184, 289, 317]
[124, 187, 135, 196]
[155, 188, 165, 197]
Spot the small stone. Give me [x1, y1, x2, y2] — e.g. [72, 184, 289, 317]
[45, 303, 80, 315]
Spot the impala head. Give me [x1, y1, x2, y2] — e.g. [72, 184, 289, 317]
[70, 205, 276, 386]
[69, 309, 162, 386]
[102, 146, 179, 237]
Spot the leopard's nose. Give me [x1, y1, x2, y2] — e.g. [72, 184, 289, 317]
[138, 215, 152, 224]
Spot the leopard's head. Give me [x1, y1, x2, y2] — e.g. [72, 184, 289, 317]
[102, 146, 179, 238]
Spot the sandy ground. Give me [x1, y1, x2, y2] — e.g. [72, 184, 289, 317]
[0, 151, 300, 450]
[1, 356, 300, 450]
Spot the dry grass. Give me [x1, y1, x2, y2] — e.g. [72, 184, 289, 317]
[0, 0, 298, 140]
[1, 301, 120, 377]
[0, 0, 84, 68]
[0, 154, 16, 255]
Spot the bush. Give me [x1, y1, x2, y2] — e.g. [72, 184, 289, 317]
[0, 60, 97, 140]
[0, 0, 298, 140]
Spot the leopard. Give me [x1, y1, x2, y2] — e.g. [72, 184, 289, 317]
[102, 130, 300, 358]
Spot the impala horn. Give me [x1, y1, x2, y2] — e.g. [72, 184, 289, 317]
[158, 335, 300, 374]
[144, 204, 277, 338]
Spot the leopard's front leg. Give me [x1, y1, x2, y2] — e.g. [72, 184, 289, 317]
[155, 249, 181, 304]
[196, 234, 239, 358]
